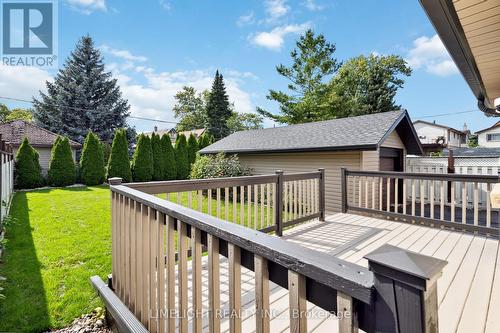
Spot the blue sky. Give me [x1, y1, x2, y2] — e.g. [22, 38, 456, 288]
[1, 0, 493, 133]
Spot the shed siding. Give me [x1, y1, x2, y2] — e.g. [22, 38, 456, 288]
[239, 151, 361, 213]
[381, 131, 405, 149]
[362, 150, 379, 171]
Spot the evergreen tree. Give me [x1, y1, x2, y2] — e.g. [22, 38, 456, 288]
[106, 129, 132, 182]
[48, 137, 76, 187]
[187, 133, 199, 166]
[206, 71, 231, 140]
[161, 134, 177, 180]
[131, 134, 153, 182]
[80, 131, 105, 185]
[197, 133, 210, 149]
[175, 134, 189, 179]
[15, 138, 42, 189]
[33, 35, 131, 143]
[151, 133, 164, 181]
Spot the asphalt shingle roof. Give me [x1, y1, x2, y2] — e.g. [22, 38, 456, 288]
[0, 120, 81, 148]
[443, 147, 500, 157]
[201, 110, 407, 154]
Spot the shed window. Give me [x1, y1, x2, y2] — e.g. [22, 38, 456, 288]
[486, 133, 500, 142]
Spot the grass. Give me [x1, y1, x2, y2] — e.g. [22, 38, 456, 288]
[0, 186, 111, 332]
[0, 185, 277, 332]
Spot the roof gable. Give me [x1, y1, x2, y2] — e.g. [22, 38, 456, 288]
[201, 110, 422, 155]
[0, 120, 81, 148]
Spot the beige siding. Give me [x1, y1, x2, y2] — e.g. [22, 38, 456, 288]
[361, 150, 379, 171]
[381, 131, 405, 149]
[239, 151, 361, 213]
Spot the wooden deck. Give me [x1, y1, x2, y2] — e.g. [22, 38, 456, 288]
[174, 212, 499, 333]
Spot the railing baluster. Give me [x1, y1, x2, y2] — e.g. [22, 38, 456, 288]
[141, 203, 149, 325]
[386, 177, 390, 212]
[233, 186, 238, 223]
[260, 184, 265, 229]
[462, 181, 467, 224]
[240, 185, 245, 227]
[208, 235, 220, 333]
[394, 177, 399, 214]
[288, 270, 307, 332]
[402, 179, 407, 215]
[208, 189, 212, 215]
[266, 183, 271, 227]
[365, 177, 369, 209]
[216, 188, 221, 218]
[254, 184, 258, 229]
[358, 176, 362, 207]
[247, 185, 252, 228]
[440, 180, 445, 220]
[372, 177, 376, 210]
[420, 179, 425, 217]
[225, 187, 229, 220]
[229, 244, 242, 333]
[149, 208, 158, 333]
[136, 202, 143, 321]
[429, 180, 434, 219]
[451, 181, 455, 223]
[192, 227, 203, 333]
[293, 181, 298, 220]
[197, 190, 202, 212]
[411, 179, 416, 216]
[178, 220, 188, 333]
[166, 216, 175, 333]
[111, 192, 117, 295]
[158, 212, 166, 333]
[284, 181, 289, 222]
[188, 190, 193, 209]
[130, 199, 137, 313]
[379, 177, 383, 211]
[255, 255, 270, 333]
[487, 183, 492, 228]
[474, 182, 479, 226]
[177, 192, 181, 204]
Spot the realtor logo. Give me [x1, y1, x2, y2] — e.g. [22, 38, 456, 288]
[1, 0, 58, 67]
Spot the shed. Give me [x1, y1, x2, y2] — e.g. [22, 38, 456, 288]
[200, 110, 422, 213]
[0, 120, 81, 174]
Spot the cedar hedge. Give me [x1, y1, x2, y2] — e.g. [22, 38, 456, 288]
[175, 134, 189, 180]
[14, 138, 43, 189]
[48, 136, 76, 187]
[161, 134, 177, 180]
[106, 129, 132, 182]
[131, 134, 153, 182]
[80, 131, 105, 186]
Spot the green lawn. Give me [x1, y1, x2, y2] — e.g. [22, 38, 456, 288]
[0, 186, 277, 332]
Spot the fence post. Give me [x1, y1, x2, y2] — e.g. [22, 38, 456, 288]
[447, 149, 454, 202]
[275, 170, 284, 236]
[341, 168, 347, 213]
[108, 177, 123, 186]
[365, 245, 447, 333]
[318, 168, 325, 221]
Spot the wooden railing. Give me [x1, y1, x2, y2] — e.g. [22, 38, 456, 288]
[95, 176, 448, 333]
[341, 168, 500, 236]
[125, 169, 325, 236]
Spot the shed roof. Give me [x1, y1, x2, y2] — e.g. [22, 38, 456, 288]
[0, 120, 82, 149]
[443, 147, 500, 158]
[200, 110, 422, 155]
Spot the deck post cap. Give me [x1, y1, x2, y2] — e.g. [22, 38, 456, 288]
[108, 177, 123, 185]
[364, 244, 447, 291]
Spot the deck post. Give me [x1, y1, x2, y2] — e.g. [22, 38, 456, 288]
[275, 170, 284, 236]
[318, 168, 325, 221]
[341, 168, 347, 213]
[364, 245, 447, 333]
[109, 177, 123, 185]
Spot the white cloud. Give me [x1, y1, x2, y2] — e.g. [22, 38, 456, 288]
[406, 34, 459, 77]
[251, 23, 310, 51]
[264, 0, 289, 22]
[303, 0, 324, 11]
[66, 0, 106, 14]
[159, 0, 171, 11]
[0, 64, 51, 101]
[100, 45, 148, 62]
[237, 11, 255, 27]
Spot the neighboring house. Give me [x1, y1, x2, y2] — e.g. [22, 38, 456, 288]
[476, 122, 500, 148]
[200, 110, 422, 213]
[413, 120, 468, 154]
[144, 126, 206, 143]
[0, 120, 81, 174]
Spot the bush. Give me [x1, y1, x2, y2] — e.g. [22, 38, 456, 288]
[190, 152, 250, 179]
[187, 133, 198, 166]
[131, 134, 153, 182]
[80, 131, 105, 185]
[161, 134, 177, 180]
[106, 129, 132, 182]
[48, 137, 76, 187]
[15, 138, 43, 189]
[197, 133, 213, 149]
[151, 133, 164, 181]
[175, 134, 189, 179]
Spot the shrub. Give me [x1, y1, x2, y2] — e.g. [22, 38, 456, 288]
[190, 152, 250, 179]
[161, 134, 177, 180]
[80, 131, 105, 185]
[48, 137, 76, 187]
[131, 134, 153, 182]
[15, 138, 43, 189]
[151, 133, 164, 181]
[175, 134, 189, 179]
[106, 129, 132, 182]
[197, 133, 213, 149]
[187, 133, 198, 166]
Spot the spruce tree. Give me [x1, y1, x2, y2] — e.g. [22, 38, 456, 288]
[15, 138, 42, 189]
[161, 134, 177, 180]
[48, 137, 76, 187]
[33, 35, 131, 143]
[187, 133, 199, 166]
[80, 131, 105, 185]
[131, 134, 153, 182]
[151, 133, 164, 181]
[107, 129, 132, 182]
[206, 70, 231, 140]
[175, 134, 189, 180]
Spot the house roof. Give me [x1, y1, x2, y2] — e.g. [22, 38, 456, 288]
[443, 147, 500, 158]
[0, 120, 82, 149]
[178, 128, 206, 138]
[475, 121, 500, 134]
[413, 120, 466, 135]
[200, 110, 422, 155]
[419, 0, 500, 114]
